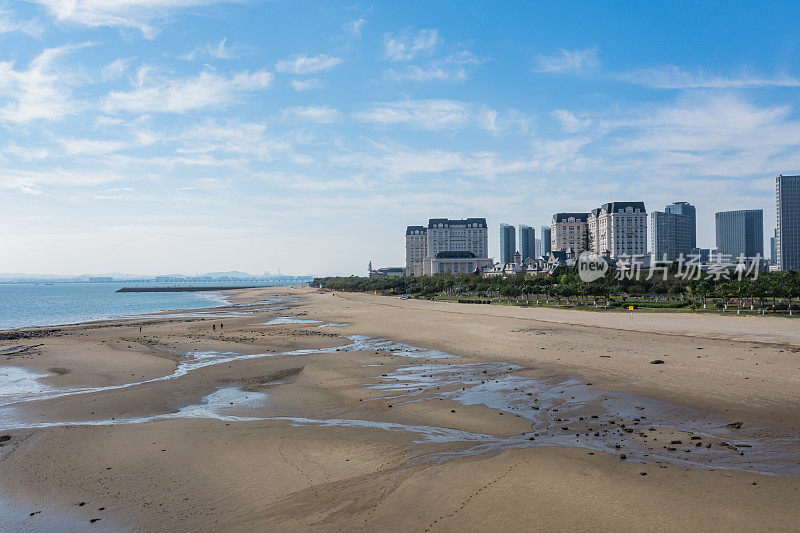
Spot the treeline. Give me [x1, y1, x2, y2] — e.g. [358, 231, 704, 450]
[313, 267, 800, 311]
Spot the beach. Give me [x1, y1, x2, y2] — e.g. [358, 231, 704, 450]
[1, 286, 800, 531]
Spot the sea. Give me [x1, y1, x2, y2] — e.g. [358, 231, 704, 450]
[0, 282, 295, 331]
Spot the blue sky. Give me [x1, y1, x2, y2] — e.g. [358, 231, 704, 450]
[1, 1, 798, 276]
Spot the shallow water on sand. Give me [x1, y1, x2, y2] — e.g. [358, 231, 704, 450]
[1, 331, 799, 477]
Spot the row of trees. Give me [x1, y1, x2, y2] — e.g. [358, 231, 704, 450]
[314, 268, 800, 313]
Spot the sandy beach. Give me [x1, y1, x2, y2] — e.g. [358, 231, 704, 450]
[1, 286, 800, 531]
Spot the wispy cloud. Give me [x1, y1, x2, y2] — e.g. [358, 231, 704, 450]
[354, 99, 529, 134]
[104, 67, 273, 113]
[282, 105, 340, 123]
[181, 37, 242, 61]
[276, 54, 341, 75]
[0, 5, 44, 37]
[385, 51, 484, 83]
[100, 57, 132, 81]
[617, 64, 800, 89]
[31, 0, 240, 39]
[0, 42, 92, 123]
[290, 78, 322, 91]
[533, 47, 599, 74]
[383, 28, 440, 61]
[343, 18, 366, 38]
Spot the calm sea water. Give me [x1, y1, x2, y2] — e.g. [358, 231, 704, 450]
[0, 282, 290, 331]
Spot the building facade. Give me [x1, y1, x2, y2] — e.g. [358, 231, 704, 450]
[776, 174, 800, 271]
[405, 225, 427, 276]
[587, 202, 648, 259]
[499, 223, 516, 264]
[664, 201, 697, 250]
[551, 213, 589, 253]
[540, 226, 551, 256]
[518, 225, 535, 261]
[715, 209, 764, 259]
[650, 204, 692, 261]
[413, 218, 491, 275]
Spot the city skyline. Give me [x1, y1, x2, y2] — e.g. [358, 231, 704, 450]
[0, 2, 798, 276]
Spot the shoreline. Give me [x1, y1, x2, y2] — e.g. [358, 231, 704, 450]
[1, 286, 799, 530]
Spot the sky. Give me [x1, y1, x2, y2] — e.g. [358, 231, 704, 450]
[0, 1, 799, 276]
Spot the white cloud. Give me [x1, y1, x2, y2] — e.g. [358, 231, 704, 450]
[343, 18, 366, 37]
[385, 50, 484, 83]
[383, 28, 440, 61]
[31, 0, 240, 38]
[0, 42, 92, 123]
[181, 37, 242, 61]
[291, 78, 322, 91]
[282, 105, 339, 123]
[0, 6, 44, 37]
[355, 100, 472, 130]
[533, 47, 599, 74]
[275, 54, 341, 75]
[104, 67, 273, 113]
[552, 110, 592, 132]
[101, 57, 132, 81]
[617, 64, 800, 89]
[354, 99, 528, 134]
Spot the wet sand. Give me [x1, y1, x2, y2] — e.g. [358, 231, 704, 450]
[1, 286, 800, 531]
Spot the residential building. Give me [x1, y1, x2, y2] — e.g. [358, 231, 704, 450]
[551, 213, 589, 253]
[587, 202, 648, 259]
[540, 226, 551, 256]
[518, 225, 535, 261]
[499, 223, 516, 264]
[776, 174, 800, 271]
[715, 209, 763, 259]
[418, 218, 493, 275]
[405, 225, 427, 276]
[650, 204, 692, 261]
[664, 201, 696, 249]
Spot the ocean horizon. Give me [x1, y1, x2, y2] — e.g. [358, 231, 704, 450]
[0, 282, 296, 331]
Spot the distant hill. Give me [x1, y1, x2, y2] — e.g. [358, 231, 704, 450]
[202, 271, 257, 279]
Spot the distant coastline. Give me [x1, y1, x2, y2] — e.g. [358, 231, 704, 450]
[117, 285, 268, 293]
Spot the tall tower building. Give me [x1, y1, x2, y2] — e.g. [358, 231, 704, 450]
[588, 202, 648, 259]
[715, 210, 763, 259]
[518, 225, 535, 261]
[664, 201, 697, 249]
[499, 223, 516, 264]
[651, 203, 693, 261]
[776, 174, 800, 270]
[540, 226, 551, 256]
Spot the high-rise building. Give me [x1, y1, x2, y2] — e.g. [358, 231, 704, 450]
[405, 226, 428, 276]
[776, 174, 800, 271]
[410, 218, 492, 275]
[651, 204, 692, 261]
[551, 213, 589, 253]
[770, 231, 777, 265]
[664, 201, 696, 249]
[534, 238, 542, 259]
[715, 209, 763, 259]
[588, 202, 648, 259]
[540, 226, 551, 256]
[499, 223, 516, 264]
[518, 225, 535, 261]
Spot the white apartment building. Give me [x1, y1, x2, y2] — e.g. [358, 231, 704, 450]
[405, 218, 492, 275]
[405, 226, 427, 276]
[588, 202, 648, 258]
[551, 213, 590, 253]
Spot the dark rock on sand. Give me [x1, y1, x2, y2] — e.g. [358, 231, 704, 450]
[650, 359, 665, 364]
